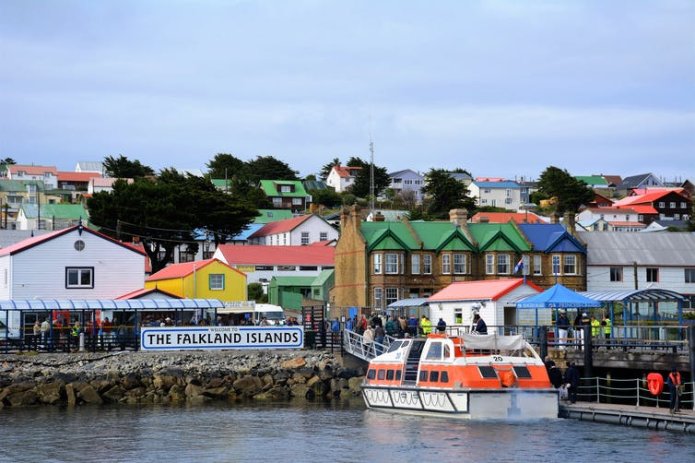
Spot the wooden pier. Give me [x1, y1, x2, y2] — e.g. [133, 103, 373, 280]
[560, 402, 695, 434]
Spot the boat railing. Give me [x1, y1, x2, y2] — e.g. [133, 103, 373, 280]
[342, 329, 392, 361]
[574, 376, 694, 411]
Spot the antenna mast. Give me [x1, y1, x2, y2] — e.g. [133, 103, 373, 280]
[369, 133, 375, 214]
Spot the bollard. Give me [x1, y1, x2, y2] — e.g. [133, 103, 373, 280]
[79, 332, 85, 352]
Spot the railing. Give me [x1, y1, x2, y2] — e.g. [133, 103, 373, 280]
[342, 330, 392, 361]
[576, 376, 694, 411]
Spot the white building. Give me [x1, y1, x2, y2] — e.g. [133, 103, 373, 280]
[468, 181, 522, 211]
[0, 224, 146, 299]
[577, 207, 645, 232]
[326, 165, 361, 193]
[7, 165, 58, 190]
[247, 214, 338, 246]
[387, 169, 425, 203]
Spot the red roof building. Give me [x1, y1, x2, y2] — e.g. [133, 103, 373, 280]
[470, 211, 546, 224]
[613, 189, 691, 224]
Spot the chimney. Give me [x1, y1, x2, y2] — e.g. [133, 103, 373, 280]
[449, 208, 468, 227]
[479, 216, 489, 223]
[563, 211, 577, 236]
[551, 212, 560, 224]
[374, 211, 385, 222]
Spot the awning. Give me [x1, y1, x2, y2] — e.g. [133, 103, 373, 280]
[516, 284, 601, 309]
[578, 289, 685, 302]
[387, 298, 430, 309]
[0, 298, 225, 311]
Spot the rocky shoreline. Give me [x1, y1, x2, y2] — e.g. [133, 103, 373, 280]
[0, 350, 365, 408]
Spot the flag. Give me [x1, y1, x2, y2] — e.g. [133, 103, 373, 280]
[514, 258, 524, 274]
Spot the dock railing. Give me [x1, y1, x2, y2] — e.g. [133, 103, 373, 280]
[576, 376, 694, 411]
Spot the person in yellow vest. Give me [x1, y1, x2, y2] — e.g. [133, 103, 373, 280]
[590, 315, 600, 338]
[419, 315, 432, 336]
[601, 314, 612, 343]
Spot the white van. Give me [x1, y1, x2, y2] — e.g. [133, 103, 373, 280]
[252, 304, 286, 325]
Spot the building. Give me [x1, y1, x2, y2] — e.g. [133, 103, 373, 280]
[387, 169, 425, 203]
[613, 189, 691, 224]
[259, 180, 311, 212]
[0, 224, 146, 299]
[0, 179, 49, 228]
[145, 258, 247, 302]
[326, 165, 361, 193]
[576, 207, 645, 232]
[470, 211, 546, 224]
[75, 161, 105, 174]
[7, 165, 58, 189]
[616, 173, 662, 196]
[87, 177, 134, 195]
[16, 203, 89, 231]
[468, 180, 523, 211]
[247, 214, 338, 246]
[268, 269, 335, 311]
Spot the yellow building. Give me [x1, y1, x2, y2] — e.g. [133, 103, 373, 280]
[145, 258, 247, 302]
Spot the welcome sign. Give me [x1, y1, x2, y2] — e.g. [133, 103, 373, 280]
[140, 326, 304, 351]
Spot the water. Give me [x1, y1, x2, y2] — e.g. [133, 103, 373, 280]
[1, 403, 693, 463]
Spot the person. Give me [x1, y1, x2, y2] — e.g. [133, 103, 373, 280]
[546, 359, 563, 389]
[331, 318, 341, 333]
[472, 311, 487, 334]
[590, 315, 601, 339]
[398, 316, 408, 337]
[666, 367, 682, 413]
[357, 314, 368, 335]
[259, 317, 270, 326]
[101, 317, 112, 350]
[564, 362, 580, 404]
[436, 318, 447, 333]
[407, 315, 418, 337]
[419, 315, 432, 336]
[32, 320, 41, 350]
[374, 324, 385, 355]
[40, 317, 50, 346]
[385, 316, 398, 337]
[557, 310, 570, 349]
[601, 314, 612, 344]
[362, 324, 375, 355]
[573, 311, 584, 347]
[70, 321, 81, 351]
[345, 316, 353, 332]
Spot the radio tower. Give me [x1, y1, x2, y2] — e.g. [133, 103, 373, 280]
[369, 133, 375, 214]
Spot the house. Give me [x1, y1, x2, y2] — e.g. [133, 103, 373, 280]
[578, 231, 695, 311]
[75, 161, 105, 174]
[7, 164, 58, 189]
[213, 244, 335, 286]
[576, 175, 609, 189]
[616, 173, 662, 196]
[613, 189, 691, 224]
[259, 180, 310, 212]
[326, 165, 362, 193]
[268, 269, 335, 310]
[332, 206, 587, 310]
[585, 192, 614, 208]
[470, 211, 546, 224]
[468, 180, 523, 211]
[387, 169, 425, 203]
[247, 214, 338, 246]
[88, 177, 134, 195]
[16, 203, 89, 231]
[57, 171, 102, 192]
[576, 207, 645, 232]
[0, 179, 49, 227]
[0, 224, 146, 299]
[145, 258, 247, 302]
[427, 278, 544, 328]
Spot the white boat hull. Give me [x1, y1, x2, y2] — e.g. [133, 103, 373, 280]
[362, 386, 559, 420]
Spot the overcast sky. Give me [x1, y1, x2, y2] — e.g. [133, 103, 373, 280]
[1, 0, 693, 181]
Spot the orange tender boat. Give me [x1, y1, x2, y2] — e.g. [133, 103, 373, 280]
[362, 332, 559, 419]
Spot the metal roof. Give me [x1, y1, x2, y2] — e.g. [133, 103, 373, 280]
[0, 298, 225, 311]
[578, 231, 695, 266]
[578, 289, 685, 302]
[387, 297, 430, 308]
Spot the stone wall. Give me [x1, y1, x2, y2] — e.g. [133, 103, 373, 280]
[0, 350, 365, 408]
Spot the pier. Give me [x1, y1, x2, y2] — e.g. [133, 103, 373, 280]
[560, 402, 695, 434]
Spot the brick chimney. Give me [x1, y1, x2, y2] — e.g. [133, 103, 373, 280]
[563, 211, 577, 236]
[449, 208, 468, 227]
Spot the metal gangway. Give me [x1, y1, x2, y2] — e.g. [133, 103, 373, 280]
[342, 329, 393, 361]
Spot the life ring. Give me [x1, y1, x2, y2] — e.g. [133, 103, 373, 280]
[647, 372, 664, 396]
[501, 370, 516, 388]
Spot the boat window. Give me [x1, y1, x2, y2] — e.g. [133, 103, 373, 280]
[419, 371, 428, 381]
[377, 369, 386, 380]
[387, 341, 403, 353]
[396, 370, 402, 381]
[444, 344, 451, 359]
[513, 366, 532, 379]
[367, 369, 376, 380]
[386, 370, 395, 380]
[441, 371, 449, 383]
[429, 371, 440, 382]
[425, 342, 442, 360]
[478, 366, 498, 379]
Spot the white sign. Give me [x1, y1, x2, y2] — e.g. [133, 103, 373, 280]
[140, 326, 304, 351]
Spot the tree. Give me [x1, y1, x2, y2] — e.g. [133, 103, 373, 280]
[1, 157, 16, 165]
[103, 155, 155, 178]
[421, 169, 476, 219]
[310, 188, 342, 209]
[320, 158, 341, 181]
[245, 155, 298, 184]
[248, 283, 268, 303]
[346, 157, 390, 199]
[206, 153, 246, 179]
[537, 166, 595, 215]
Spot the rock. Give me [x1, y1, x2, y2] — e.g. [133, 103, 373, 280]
[121, 373, 141, 390]
[102, 385, 125, 403]
[36, 381, 65, 405]
[233, 375, 263, 397]
[65, 383, 77, 406]
[90, 380, 114, 394]
[8, 390, 38, 407]
[306, 376, 321, 388]
[168, 384, 186, 403]
[203, 386, 228, 399]
[78, 385, 103, 404]
[347, 377, 363, 394]
[184, 383, 203, 398]
[281, 357, 306, 369]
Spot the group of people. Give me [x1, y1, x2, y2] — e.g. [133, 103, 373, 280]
[29, 316, 116, 351]
[555, 309, 612, 348]
[544, 358, 581, 404]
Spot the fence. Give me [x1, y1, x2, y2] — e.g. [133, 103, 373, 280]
[576, 376, 694, 411]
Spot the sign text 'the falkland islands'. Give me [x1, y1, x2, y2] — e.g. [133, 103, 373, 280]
[140, 326, 304, 351]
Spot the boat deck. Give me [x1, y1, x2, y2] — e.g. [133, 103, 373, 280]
[560, 402, 695, 433]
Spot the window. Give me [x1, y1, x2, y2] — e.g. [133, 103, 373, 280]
[423, 255, 432, 274]
[209, 274, 225, 290]
[441, 254, 451, 274]
[658, 202, 665, 208]
[681, 202, 687, 209]
[280, 185, 292, 193]
[386, 370, 395, 380]
[319, 232, 328, 241]
[610, 267, 623, 282]
[385, 253, 399, 274]
[367, 369, 376, 380]
[497, 254, 510, 274]
[563, 255, 577, 275]
[66, 267, 93, 289]
[386, 287, 399, 305]
[686, 269, 695, 283]
[277, 265, 295, 271]
[426, 342, 442, 360]
[299, 266, 318, 271]
[429, 371, 440, 382]
[513, 366, 532, 379]
[377, 370, 386, 380]
[646, 268, 659, 282]
[179, 250, 195, 263]
[552, 255, 561, 275]
[301, 232, 309, 245]
[255, 265, 273, 271]
[505, 197, 513, 204]
[373, 254, 382, 274]
[411, 254, 420, 274]
[670, 202, 676, 209]
[441, 371, 449, 383]
[291, 198, 303, 205]
[272, 197, 282, 207]
[533, 255, 542, 275]
[453, 253, 466, 274]
[374, 288, 383, 309]
[486, 254, 495, 275]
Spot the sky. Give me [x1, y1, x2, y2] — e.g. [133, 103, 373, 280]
[1, 0, 694, 182]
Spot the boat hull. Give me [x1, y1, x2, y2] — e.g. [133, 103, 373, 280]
[362, 386, 559, 420]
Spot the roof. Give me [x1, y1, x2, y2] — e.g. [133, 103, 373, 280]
[575, 175, 608, 186]
[607, 221, 646, 228]
[215, 244, 335, 266]
[516, 283, 601, 309]
[147, 258, 243, 282]
[578, 289, 685, 302]
[387, 297, 430, 308]
[90, 177, 133, 188]
[603, 175, 622, 187]
[470, 212, 545, 224]
[584, 207, 637, 214]
[254, 209, 294, 224]
[517, 223, 586, 253]
[332, 165, 362, 178]
[578, 231, 695, 266]
[616, 204, 658, 214]
[249, 214, 313, 238]
[428, 278, 541, 302]
[270, 276, 316, 287]
[20, 203, 89, 220]
[57, 171, 102, 183]
[231, 223, 264, 241]
[0, 224, 146, 257]
[75, 161, 104, 173]
[388, 169, 423, 179]
[619, 173, 660, 189]
[303, 179, 328, 191]
[9, 165, 58, 176]
[115, 287, 181, 300]
[0, 298, 223, 311]
[0, 179, 45, 192]
[259, 180, 308, 197]
[614, 190, 687, 207]
[473, 181, 521, 189]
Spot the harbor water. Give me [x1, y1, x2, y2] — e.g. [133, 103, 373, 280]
[2, 402, 694, 463]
